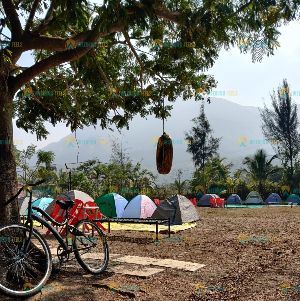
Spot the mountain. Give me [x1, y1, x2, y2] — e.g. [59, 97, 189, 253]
[41, 97, 275, 182]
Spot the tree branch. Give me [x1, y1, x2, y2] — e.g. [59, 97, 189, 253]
[12, 21, 126, 92]
[122, 30, 144, 88]
[1, 0, 22, 38]
[236, 0, 255, 14]
[25, 0, 41, 32]
[12, 47, 92, 93]
[123, 30, 144, 69]
[96, 64, 113, 88]
[22, 31, 94, 52]
[33, 0, 56, 34]
[8, 1, 186, 94]
[127, 1, 183, 24]
[153, 6, 182, 24]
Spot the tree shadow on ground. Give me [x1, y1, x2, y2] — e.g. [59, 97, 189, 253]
[108, 234, 154, 244]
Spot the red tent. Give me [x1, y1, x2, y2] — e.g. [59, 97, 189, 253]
[210, 196, 225, 208]
[154, 199, 161, 206]
[190, 198, 197, 207]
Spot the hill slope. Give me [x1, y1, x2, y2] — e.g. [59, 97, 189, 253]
[41, 98, 274, 181]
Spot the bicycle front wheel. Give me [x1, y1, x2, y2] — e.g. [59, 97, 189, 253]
[0, 224, 52, 298]
[73, 220, 109, 274]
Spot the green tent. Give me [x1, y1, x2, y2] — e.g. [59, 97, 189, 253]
[95, 193, 128, 218]
[287, 194, 300, 204]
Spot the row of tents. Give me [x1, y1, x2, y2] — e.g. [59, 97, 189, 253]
[19, 191, 200, 225]
[198, 191, 300, 206]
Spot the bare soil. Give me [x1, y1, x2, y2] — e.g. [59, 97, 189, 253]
[1, 207, 300, 301]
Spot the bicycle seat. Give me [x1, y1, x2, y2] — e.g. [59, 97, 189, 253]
[56, 198, 74, 210]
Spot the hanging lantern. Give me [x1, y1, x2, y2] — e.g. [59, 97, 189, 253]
[156, 132, 173, 174]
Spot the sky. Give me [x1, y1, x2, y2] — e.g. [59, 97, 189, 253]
[14, 21, 300, 150]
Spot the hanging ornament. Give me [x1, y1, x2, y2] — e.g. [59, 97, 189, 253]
[156, 98, 173, 174]
[156, 132, 173, 174]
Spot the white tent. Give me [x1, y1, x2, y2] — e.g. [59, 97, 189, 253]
[122, 195, 157, 218]
[19, 196, 38, 216]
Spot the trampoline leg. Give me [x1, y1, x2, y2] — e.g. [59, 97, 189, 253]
[108, 221, 111, 233]
[156, 222, 158, 241]
[168, 218, 171, 238]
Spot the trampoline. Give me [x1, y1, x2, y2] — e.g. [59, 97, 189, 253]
[225, 204, 263, 208]
[225, 204, 297, 208]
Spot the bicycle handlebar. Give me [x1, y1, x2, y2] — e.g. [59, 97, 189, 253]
[5, 179, 47, 206]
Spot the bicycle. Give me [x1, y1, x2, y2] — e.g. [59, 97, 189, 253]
[0, 180, 109, 298]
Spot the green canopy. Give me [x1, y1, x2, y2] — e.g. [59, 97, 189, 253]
[95, 193, 128, 218]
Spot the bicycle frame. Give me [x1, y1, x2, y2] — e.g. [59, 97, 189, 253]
[31, 209, 99, 256]
[32, 212, 70, 252]
[24, 189, 71, 253]
[8, 183, 95, 258]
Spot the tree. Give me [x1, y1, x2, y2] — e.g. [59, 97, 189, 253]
[37, 150, 55, 170]
[191, 157, 231, 193]
[261, 79, 300, 186]
[172, 169, 187, 194]
[110, 140, 130, 167]
[0, 1, 298, 223]
[185, 102, 221, 168]
[74, 156, 156, 199]
[242, 149, 279, 196]
[16, 144, 36, 182]
[230, 169, 250, 199]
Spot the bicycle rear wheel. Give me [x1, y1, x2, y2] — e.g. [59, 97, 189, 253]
[73, 220, 109, 274]
[0, 224, 52, 298]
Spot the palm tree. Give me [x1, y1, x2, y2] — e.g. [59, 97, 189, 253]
[242, 149, 279, 196]
[37, 150, 55, 170]
[172, 170, 187, 194]
[191, 158, 231, 193]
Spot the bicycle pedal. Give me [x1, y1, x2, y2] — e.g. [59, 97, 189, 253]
[52, 259, 63, 274]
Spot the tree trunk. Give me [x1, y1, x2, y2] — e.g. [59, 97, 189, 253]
[0, 82, 18, 225]
[258, 181, 262, 198]
[289, 156, 294, 187]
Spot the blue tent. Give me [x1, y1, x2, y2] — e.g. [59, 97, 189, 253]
[265, 193, 281, 204]
[226, 194, 242, 205]
[32, 197, 53, 216]
[197, 194, 218, 207]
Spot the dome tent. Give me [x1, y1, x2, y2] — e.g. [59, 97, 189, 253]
[197, 194, 218, 207]
[46, 190, 94, 215]
[152, 195, 200, 225]
[226, 194, 242, 205]
[95, 193, 128, 218]
[19, 196, 38, 216]
[287, 194, 300, 204]
[31, 197, 53, 216]
[122, 195, 157, 218]
[265, 193, 281, 204]
[243, 191, 263, 205]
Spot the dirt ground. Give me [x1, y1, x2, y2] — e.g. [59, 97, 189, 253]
[2, 206, 300, 301]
